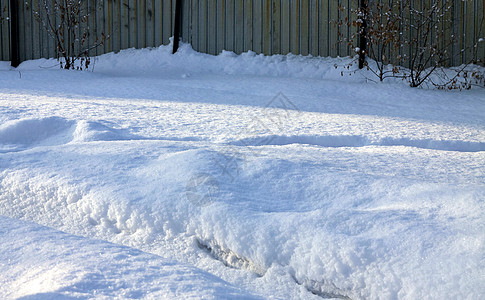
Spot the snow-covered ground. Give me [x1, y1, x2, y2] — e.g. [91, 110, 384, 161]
[0, 43, 484, 299]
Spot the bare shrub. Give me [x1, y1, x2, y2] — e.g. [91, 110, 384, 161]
[339, 0, 484, 89]
[35, 0, 107, 70]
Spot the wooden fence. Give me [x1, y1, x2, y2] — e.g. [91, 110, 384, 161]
[0, 0, 484, 66]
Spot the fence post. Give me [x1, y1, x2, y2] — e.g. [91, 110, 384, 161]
[9, 0, 20, 67]
[358, 0, 367, 69]
[172, 0, 183, 54]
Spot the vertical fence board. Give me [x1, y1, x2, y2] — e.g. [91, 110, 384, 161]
[216, 0, 224, 53]
[95, 0, 105, 55]
[113, 0, 121, 52]
[462, 0, 471, 63]
[309, 0, 318, 56]
[181, 0, 189, 43]
[300, 0, 309, 55]
[252, 0, 261, 53]
[156, 0, 162, 47]
[262, 0, 271, 54]
[163, 0, 173, 45]
[225, 0, 234, 51]
[280, 0, 289, 54]
[24, 0, 33, 60]
[104, 0, 111, 52]
[272, 0, 280, 54]
[478, 0, 485, 64]
[17, 0, 25, 61]
[0, 0, 10, 60]
[127, 0, 136, 48]
[120, 0, 129, 49]
[243, 0, 252, 52]
[136, 0, 145, 48]
[145, 0, 153, 47]
[31, 0, 40, 59]
[341, 0, 351, 57]
[289, 0, 299, 55]
[76, 0, 86, 58]
[320, 0, 329, 57]
[198, 0, 207, 52]
[329, 0, 339, 57]
[190, 0, 198, 50]
[86, 0, 95, 57]
[234, 0, 243, 53]
[208, 0, 217, 54]
[164, 0, 172, 46]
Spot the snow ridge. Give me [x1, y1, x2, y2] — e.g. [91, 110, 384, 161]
[233, 134, 485, 152]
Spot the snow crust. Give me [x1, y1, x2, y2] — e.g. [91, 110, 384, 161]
[1, 43, 484, 299]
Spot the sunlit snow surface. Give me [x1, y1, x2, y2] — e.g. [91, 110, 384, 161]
[0, 44, 484, 299]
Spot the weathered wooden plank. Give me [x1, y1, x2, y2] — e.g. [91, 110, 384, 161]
[31, 0, 41, 59]
[163, 0, 172, 46]
[404, 0, 414, 68]
[24, 0, 33, 60]
[208, 0, 217, 54]
[0, 0, 10, 60]
[127, 0, 136, 48]
[153, 0, 162, 46]
[243, 0, 252, 52]
[190, 0, 198, 50]
[216, 0, 225, 53]
[181, 0, 190, 44]
[198, 0, 207, 52]
[464, 0, 475, 63]
[454, 0, 464, 65]
[328, 0, 339, 57]
[234, 0, 243, 53]
[252, 0, 262, 53]
[86, 0, 95, 57]
[52, 0, 60, 58]
[95, 0, 104, 55]
[262, 0, 271, 54]
[136, 0, 145, 48]
[319, 0, 329, 57]
[280, 0, 289, 54]
[272, 0, 281, 54]
[342, 0, 351, 57]
[225, 0, 234, 51]
[308, 0, 318, 56]
[300, 0, 309, 55]
[120, 0, 129, 49]
[104, 0, 112, 52]
[289, 0, 299, 55]
[17, 0, 25, 61]
[145, 0, 153, 47]
[115, 0, 122, 52]
[478, 0, 485, 65]
[87, 0, 98, 54]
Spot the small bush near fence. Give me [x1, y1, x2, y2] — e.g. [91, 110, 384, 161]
[339, 0, 484, 89]
[34, 0, 106, 70]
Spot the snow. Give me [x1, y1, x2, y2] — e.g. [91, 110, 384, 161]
[1, 43, 484, 299]
[0, 216, 259, 299]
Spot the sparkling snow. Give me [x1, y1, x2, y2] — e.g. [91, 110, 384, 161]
[0, 43, 484, 299]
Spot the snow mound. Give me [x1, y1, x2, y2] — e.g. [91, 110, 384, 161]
[0, 117, 142, 152]
[71, 120, 141, 142]
[92, 43, 351, 80]
[233, 134, 485, 152]
[0, 216, 259, 299]
[0, 117, 74, 152]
